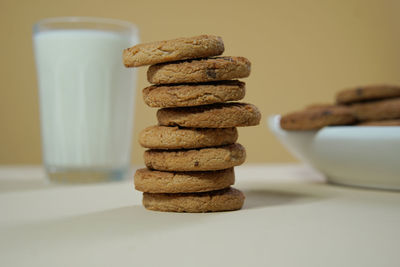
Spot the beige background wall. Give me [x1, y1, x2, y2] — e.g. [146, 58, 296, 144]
[1, 0, 400, 165]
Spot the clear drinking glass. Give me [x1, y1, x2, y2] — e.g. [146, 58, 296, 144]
[33, 17, 139, 183]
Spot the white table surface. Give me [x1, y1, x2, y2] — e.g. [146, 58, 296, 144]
[0, 164, 399, 267]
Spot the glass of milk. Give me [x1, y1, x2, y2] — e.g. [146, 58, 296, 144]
[33, 17, 139, 183]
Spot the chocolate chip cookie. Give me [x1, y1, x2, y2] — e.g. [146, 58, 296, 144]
[147, 56, 251, 84]
[142, 187, 245, 212]
[280, 106, 356, 130]
[134, 168, 234, 193]
[123, 35, 224, 67]
[351, 97, 400, 121]
[139, 126, 238, 149]
[143, 80, 245, 107]
[336, 85, 400, 104]
[144, 143, 246, 171]
[157, 103, 261, 128]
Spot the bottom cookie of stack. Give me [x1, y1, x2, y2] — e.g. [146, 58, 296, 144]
[143, 187, 245, 213]
[134, 168, 244, 212]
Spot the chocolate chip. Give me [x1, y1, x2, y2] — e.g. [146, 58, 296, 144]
[356, 88, 363, 96]
[194, 161, 199, 166]
[219, 56, 234, 62]
[206, 68, 217, 78]
[321, 110, 332, 116]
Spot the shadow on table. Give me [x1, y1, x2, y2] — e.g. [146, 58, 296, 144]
[241, 180, 331, 210]
[243, 189, 316, 210]
[3, 205, 210, 248]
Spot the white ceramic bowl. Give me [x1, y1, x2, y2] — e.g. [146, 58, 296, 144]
[268, 115, 400, 190]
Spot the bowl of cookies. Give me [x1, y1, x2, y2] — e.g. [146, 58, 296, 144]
[269, 85, 400, 190]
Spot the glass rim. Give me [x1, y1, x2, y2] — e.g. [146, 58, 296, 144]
[33, 16, 138, 35]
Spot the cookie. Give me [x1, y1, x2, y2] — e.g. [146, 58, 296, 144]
[144, 143, 246, 171]
[280, 106, 356, 130]
[134, 168, 234, 193]
[357, 119, 400, 126]
[139, 126, 238, 149]
[157, 103, 261, 128]
[351, 97, 400, 121]
[123, 35, 224, 67]
[143, 80, 245, 108]
[147, 56, 251, 84]
[306, 103, 337, 110]
[142, 187, 245, 212]
[336, 85, 400, 104]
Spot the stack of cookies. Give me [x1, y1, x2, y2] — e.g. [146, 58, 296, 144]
[280, 85, 400, 130]
[123, 35, 261, 212]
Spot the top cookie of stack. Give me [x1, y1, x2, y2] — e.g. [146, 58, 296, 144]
[123, 35, 225, 67]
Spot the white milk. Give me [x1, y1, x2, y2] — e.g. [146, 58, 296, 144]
[34, 29, 137, 171]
